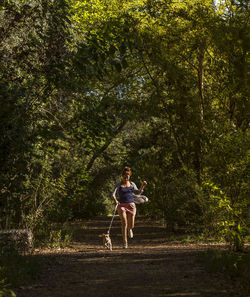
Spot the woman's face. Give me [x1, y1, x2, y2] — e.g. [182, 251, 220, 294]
[122, 172, 130, 182]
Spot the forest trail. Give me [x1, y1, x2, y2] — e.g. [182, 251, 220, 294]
[15, 216, 239, 297]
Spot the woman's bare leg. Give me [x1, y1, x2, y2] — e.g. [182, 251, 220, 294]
[119, 211, 128, 244]
[127, 213, 135, 230]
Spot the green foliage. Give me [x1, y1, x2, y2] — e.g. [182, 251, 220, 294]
[47, 230, 72, 249]
[202, 129, 249, 250]
[0, 282, 16, 297]
[0, 0, 75, 229]
[197, 248, 250, 295]
[203, 181, 249, 251]
[0, 245, 41, 290]
[1, 0, 249, 253]
[33, 222, 73, 248]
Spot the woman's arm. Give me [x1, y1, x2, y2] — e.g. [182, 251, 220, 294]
[111, 182, 120, 205]
[140, 181, 147, 192]
[131, 181, 147, 195]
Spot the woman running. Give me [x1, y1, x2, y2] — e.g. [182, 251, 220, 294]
[112, 167, 147, 248]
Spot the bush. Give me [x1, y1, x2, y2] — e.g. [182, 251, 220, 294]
[0, 245, 41, 294]
[47, 230, 72, 249]
[0, 281, 16, 297]
[33, 223, 73, 249]
[197, 248, 250, 296]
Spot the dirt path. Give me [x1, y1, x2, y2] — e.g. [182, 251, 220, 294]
[15, 216, 242, 297]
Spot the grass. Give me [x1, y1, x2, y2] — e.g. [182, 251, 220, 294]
[0, 246, 42, 297]
[34, 221, 90, 248]
[0, 282, 16, 297]
[34, 223, 76, 248]
[163, 232, 224, 245]
[197, 247, 250, 296]
[0, 221, 82, 296]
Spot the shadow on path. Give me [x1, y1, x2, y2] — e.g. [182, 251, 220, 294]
[15, 216, 238, 297]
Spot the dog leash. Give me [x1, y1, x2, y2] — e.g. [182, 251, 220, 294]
[107, 204, 118, 234]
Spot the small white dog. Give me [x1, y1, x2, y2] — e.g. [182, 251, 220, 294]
[102, 233, 112, 251]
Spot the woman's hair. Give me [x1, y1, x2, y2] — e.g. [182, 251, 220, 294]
[122, 166, 132, 176]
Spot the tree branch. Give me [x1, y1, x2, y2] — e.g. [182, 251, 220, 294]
[86, 120, 127, 171]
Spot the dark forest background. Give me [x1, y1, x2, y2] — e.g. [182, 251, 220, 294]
[0, 0, 249, 253]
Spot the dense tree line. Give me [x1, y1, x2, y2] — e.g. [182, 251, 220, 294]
[0, 0, 249, 251]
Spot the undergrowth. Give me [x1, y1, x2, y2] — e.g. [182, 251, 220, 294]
[0, 246, 41, 297]
[34, 223, 75, 248]
[166, 233, 224, 244]
[197, 247, 250, 296]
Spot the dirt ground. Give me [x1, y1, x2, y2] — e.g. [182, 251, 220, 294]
[14, 216, 248, 297]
